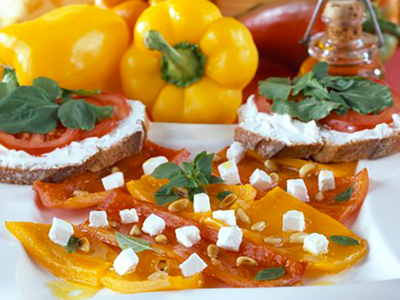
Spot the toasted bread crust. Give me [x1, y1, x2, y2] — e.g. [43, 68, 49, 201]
[0, 130, 145, 185]
[235, 126, 400, 163]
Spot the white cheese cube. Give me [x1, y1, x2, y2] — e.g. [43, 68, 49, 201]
[226, 141, 246, 164]
[318, 170, 335, 192]
[142, 214, 165, 236]
[213, 210, 237, 226]
[175, 226, 201, 248]
[89, 211, 108, 228]
[143, 156, 168, 176]
[119, 209, 139, 224]
[218, 160, 241, 185]
[282, 210, 306, 232]
[249, 169, 272, 191]
[101, 172, 125, 191]
[179, 253, 207, 277]
[113, 248, 139, 276]
[303, 233, 329, 256]
[216, 226, 243, 252]
[287, 179, 309, 202]
[48, 217, 74, 246]
[193, 193, 211, 213]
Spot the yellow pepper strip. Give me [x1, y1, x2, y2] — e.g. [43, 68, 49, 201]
[241, 188, 368, 275]
[0, 5, 130, 91]
[120, 0, 258, 123]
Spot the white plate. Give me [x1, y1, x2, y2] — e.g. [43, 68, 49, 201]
[1, 123, 400, 300]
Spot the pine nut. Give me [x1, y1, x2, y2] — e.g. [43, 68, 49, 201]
[207, 244, 219, 259]
[251, 221, 267, 232]
[129, 225, 142, 236]
[315, 191, 324, 201]
[109, 219, 118, 228]
[220, 193, 237, 208]
[290, 233, 309, 243]
[264, 159, 279, 172]
[299, 163, 317, 178]
[236, 208, 251, 224]
[78, 237, 90, 253]
[112, 167, 121, 173]
[155, 234, 168, 244]
[211, 258, 221, 265]
[72, 190, 89, 197]
[236, 256, 258, 267]
[148, 271, 168, 281]
[156, 259, 169, 272]
[168, 199, 190, 213]
[263, 236, 283, 247]
[269, 172, 279, 184]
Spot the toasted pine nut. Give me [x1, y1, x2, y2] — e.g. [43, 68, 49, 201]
[148, 271, 168, 281]
[211, 258, 221, 265]
[156, 259, 169, 272]
[109, 219, 118, 228]
[269, 172, 279, 184]
[263, 236, 283, 247]
[168, 198, 190, 213]
[112, 167, 121, 173]
[299, 163, 317, 178]
[72, 190, 89, 197]
[290, 233, 309, 243]
[236, 208, 251, 224]
[251, 221, 267, 232]
[220, 193, 237, 208]
[129, 225, 142, 236]
[264, 159, 279, 172]
[315, 191, 324, 201]
[236, 256, 258, 267]
[155, 234, 168, 244]
[207, 244, 219, 259]
[78, 237, 90, 253]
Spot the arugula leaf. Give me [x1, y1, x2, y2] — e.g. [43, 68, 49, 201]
[115, 232, 157, 253]
[259, 77, 292, 100]
[152, 163, 182, 180]
[254, 267, 286, 281]
[217, 191, 232, 201]
[64, 236, 81, 253]
[33, 77, 60, 100]
[335, 184, 354, 202]
[330, 235, 360, 246]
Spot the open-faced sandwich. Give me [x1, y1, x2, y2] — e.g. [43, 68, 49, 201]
[236, 62, 400, 163]
[0, 70, 148, 185]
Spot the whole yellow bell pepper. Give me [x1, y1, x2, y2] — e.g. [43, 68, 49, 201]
[0, 5, 130, 91]
[120, 0, 258, 123]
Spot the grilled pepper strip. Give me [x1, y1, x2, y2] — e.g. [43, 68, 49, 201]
[80, 191, 307, 287]
[0, 5, 129, 91]
[120, 0, 258, 123]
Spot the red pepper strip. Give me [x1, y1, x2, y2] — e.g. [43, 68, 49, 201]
[79, 191, 307, 287]
[34, 141, 190, 209]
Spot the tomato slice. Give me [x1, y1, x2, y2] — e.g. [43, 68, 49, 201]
[0, 128, 81, 156]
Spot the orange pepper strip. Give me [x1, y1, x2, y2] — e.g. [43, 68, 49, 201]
[33, 141, 190, 209]
[79, 191, 307, 287]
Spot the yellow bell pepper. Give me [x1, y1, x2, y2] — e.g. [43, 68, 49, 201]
[120, 0, 258, 123]
[0, 5, 130, 91]
[112, 1, 149, 31]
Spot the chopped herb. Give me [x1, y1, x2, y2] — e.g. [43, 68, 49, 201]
[335, 184, 354, 202]
[254, 267, 286, 281]
[151, 151, 223, 205]
[330, 235, 360, 246]
[115, 232, 157, 253]
[64, 236, 81, 253]
[217, 191, 233, 201]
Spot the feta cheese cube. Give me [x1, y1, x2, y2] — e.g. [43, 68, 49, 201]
[193, 193, 211, 213]
[303, 233, 329, 256]
[119, 209, 139, 224]
[89, 211, 108, 228]
[218, 160, 241, 185]
[282, 210, 306, 232]
[226, 141, 246, 164]
[48, 217, 74, 246]
[101, 172, 125, 191]
[142, 214, 165, 236]
[175, 226, 201, 248]
[249, 169, 272, 191]
[318, 170, 335, 192]
[143, 156, 168, 176]
[213, 210, 237, 226]
[287, 179, 309, 202]
[113, 248, 139, 276]
[216, 226, 243, 252]
[179, 253, 207, 277]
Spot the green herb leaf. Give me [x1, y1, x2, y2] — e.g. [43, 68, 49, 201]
[154, 185, 179, 206]
[330, 235, 360, 246]
[152, 163, 182, 180]
[312, 62, 329, 80]
[115, 232, 156, 253]
[328, 91, 350, 115]
[217, 191, 232, 201]
[62, 88, 101, 98]
[254, 267, 286, 281]
[33, 77, 60, 100]
[335, 184, 354, 202]
[169, 173, 198, 189]
[182, 162, 195, 174]
[64, 236, 81, 253]
[208, 175, 224, 184]
[259, 77, 292, 101]
[0, 68, 19, 99]
[188, 186, 206, 201]
[194, 151, 214, 177]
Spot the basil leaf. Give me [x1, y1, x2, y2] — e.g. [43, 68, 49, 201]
[62, 88, 101, 98]
[169, 173, 198, 189]
[64, 236, 81, 253]
[254, 267, 285, 281]
[312, 62, 329, 80]
[0, 68, 19, 99]
[335, 184, 354, 202]
[0, 86, 59, 134]
[329, 92, 350, 115]
[259, 77, 292, 100]
[182, 162, 195, 174]
[292, 72, 312, 96]
[188, 186, 206, 201]
[330, 235, 360, 246]
[208, 175, 224, 184]
[303, 78, 329, 100]
[33, 77, 60, 100]
[196, 173, 209, 186]
[152, 162, 182, 180]
[195, 151, 214, 177]
[154, 185, 179, 206]
[217, 190, 232, 201]
[115, 232, 157, 253]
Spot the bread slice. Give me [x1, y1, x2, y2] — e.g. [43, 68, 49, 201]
[0, 101, 149, 185]
[235, 97, 400, 163]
